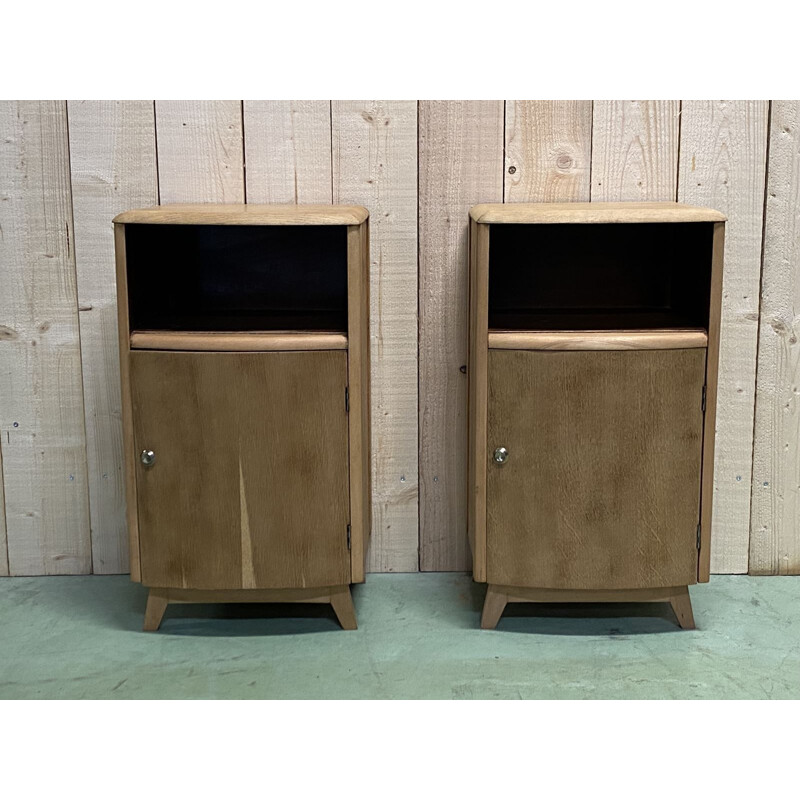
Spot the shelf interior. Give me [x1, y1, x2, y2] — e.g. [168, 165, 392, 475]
[125, 224, 348, 333]
[488, 222, 714, 332]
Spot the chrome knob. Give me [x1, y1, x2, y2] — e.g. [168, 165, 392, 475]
[493, 447, 509, 464]
[140, 449, 156, 467]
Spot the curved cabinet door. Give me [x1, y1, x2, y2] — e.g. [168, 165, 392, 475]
[131, 350, 350, 590]
[487, 348, 706, 590]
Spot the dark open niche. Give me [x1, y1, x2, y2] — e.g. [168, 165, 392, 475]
[488, 222, 714, 331]
[125, 224, 348, 332]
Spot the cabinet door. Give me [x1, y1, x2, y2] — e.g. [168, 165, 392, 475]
[130, 351, 350, 590]
[487, 348, 706, 590]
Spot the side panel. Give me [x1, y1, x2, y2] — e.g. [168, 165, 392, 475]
[487, 348, 706, 590]
[131, 351, 351, 590]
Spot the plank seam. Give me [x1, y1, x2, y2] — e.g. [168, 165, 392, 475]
[588, 100, 594, 194]
[748, 99, 775, 575]
[64, 100, 95, 573]
[153, 101, 162, 205]
[675, 99, 683, 202]
[240, 101, 248, 204]
[0, 444, 8, 573]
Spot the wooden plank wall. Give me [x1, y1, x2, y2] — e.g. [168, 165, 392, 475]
[0, 100, 795, 575]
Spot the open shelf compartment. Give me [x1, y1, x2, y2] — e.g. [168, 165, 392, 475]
[488, 222, 715, 332]
[124, 224, 348, 333]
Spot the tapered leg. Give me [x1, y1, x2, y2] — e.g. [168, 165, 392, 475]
[481, 585, 508, 630]
[330, 586, 357, 630]
[143, 590, 169, 632]
[669, 587, 696, 630]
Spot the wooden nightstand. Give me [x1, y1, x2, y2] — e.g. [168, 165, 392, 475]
[467, 202, 725, 630]
[114, 205, 371, 631]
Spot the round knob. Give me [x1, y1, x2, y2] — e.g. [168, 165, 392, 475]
[140, 449, 156, 467]
[493, 447, 509, 464]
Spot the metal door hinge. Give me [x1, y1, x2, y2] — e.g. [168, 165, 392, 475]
[696, 522, 702, 550]
[347, 524, 352, 550]
[345, 386, 350, 413]
[701, 385, 707, 413]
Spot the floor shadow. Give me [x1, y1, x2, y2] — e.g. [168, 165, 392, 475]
[158, 602, 345, 637]
[496, 602, 683, 636]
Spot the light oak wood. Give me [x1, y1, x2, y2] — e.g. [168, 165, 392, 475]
[0, 101, 91, 575]
[504, 101, 593, 203]
[488, 330, 708, 351]
[130, 331, 348, 352]
[142, 584, 357, 631]
[467, 220, 490, 582]
[347, 223, 372, 583]
[668, 586, 696, 630]
[243, 101, 333, 204]
[329, 585, 358, 631]
[591, 101, 681, 201]
[113, 203, 368, 226]
[67, 100, 158, 574]
[115, 225, 141, 581]
[698, 223, 725, 582]
[679, 101, 769, 575]
[480, 585, 508, 629]
[750, 101, 800, 575]
[332, 100, 419, 572]
[154, 101, 244, 204]
[143, 590, 169, 631]
[470, 201, 725, 225]
[419, 100, 504, 571]
[481, 584, 696, 630]
[131, 351, 351, 590]
[487, 349, 706, 590]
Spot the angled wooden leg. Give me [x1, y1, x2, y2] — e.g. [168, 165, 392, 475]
[143, 589, 169, 632]
[329, 585, 357, 630]
[669, 587, 696, 630]
[481, 585, 508, 630]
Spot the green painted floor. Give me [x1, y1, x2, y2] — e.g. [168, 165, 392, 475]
[0, 573, 798, 699]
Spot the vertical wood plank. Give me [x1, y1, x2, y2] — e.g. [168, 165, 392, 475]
[0, 101, 91, 575]
[243, 101, 332, 203]
[591, 101, 680, 200]
[750, 100, 800, 575]
[155, 101, 244, 203]
[505, 101, 593, 202]
[678, 100, 769, 574]
[418, 101, 503, 571]
[67, 100, 158, 574]
[332, 101, 418, 572]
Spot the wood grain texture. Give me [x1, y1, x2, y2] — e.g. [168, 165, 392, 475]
[154, 101, 244, 203]
[488, 330, 708, 351]
[114, 225, 140, 580]
[131, 351, 351, 589]
[67, 100, 158, 574]
[750, 101, 800, 575]
[470, 201, 725, 224]
[332, 101, 418, 572]
[243, 101, 333, 204]
[418, 101, 503, 571]
[0, 101, 91, 575]
[130, 331, 348, 352]
[347, 223, 372, 583]
[504, 101, 592, 202]
[679, 101, 769, 574]
[591, 101, 680, 201]
[114, 204, 367, 225]
[486, 349, 706, 590]
[467, 221, 490, 581]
